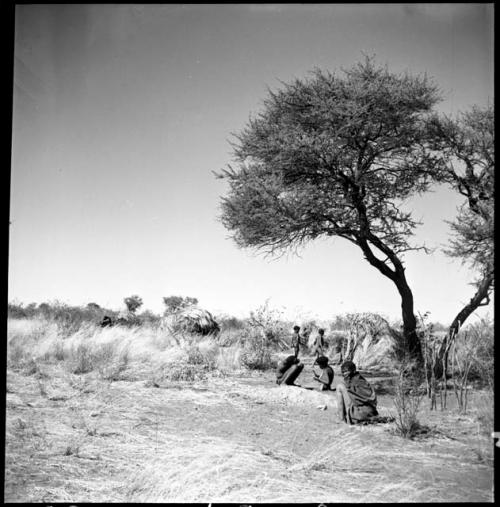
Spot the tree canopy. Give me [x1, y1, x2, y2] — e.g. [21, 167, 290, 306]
[219, 59, 443, 262]
[124, 295, 144, 314]
[217, 58, 449, 361]
[429, 105, 494, 278]
[427, 104, 494, 355]
[163, 295, 199, 314]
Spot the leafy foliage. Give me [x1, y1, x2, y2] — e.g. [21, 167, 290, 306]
[124, 295, 144, 314]
[426, 104, 494, 353]
[247, 300, 289, 347]
[218, 57, 442, 259]
[163, 295, 199, 314]
[429, 105, 494, 281]
[239, 328, 278, 371]
[216, 57, 448, 361]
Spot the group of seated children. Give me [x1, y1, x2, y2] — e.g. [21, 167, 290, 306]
[276, 325, 378, 424]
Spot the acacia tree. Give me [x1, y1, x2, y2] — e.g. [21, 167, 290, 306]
[217, 59, 446, 363]
[428, 105, 494, 364]
[124, 294, 143, 314]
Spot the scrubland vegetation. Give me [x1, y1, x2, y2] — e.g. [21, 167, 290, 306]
[5, 300, 494, 502]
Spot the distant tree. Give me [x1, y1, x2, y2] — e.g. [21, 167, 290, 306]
[218, 314, 246, 331]
[137, 309, 161, 326]
[25, 302, 38, 317]
[38, 302, 51, 316]
[7, 302, 26, 319]
[162, 295, 198, 314]
[217, 58, 446, 363]
[124, 295, 143, 314]
[427, 105, 494, 366]
[87, 302, 101, 310]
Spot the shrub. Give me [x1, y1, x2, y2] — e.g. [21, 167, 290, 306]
[331, 312, 390, 362]
[162, 295, 198, 314]
[216, 328, 250, 347]
[247, 300, 288, 348]
[215, 346, 242, 373]
[217, 315, 246, 332]
[474, 389, 494, 435]
[137, 310, 162, 328]
[164, 362, 209, 382]
[8, 302, 29, 319]
[69, 343, 95, 374]
[7, 342, 27, 369]
[462, 318, 493, 387]
[95, 344, 130, 380]
[124, 295, 144, 314]
[447, 321, 493, 414]
[392, 359, 425, 438]
[240, 347, 277, 370]
[8, 300, 120, 333]
[239, 328, 278, 370]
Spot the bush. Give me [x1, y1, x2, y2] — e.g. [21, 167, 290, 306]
[239, 328, 278, 370]
[185, 342, 218, 370]
[164, 362, 209, 382]
[461, 318, 493, 386]
[7, 342, 27, 369]
[247, 301, 289, 348]
[96, 345, 130, 380]
[331, 312, 390, 363]
[392, 360, 425, 438]
[217, 315, 246, 332]
[69, 343, 95, 374]
[137, 310, 162, 328]
[124, 295, 143, 314]
[240, 347, 277, 370]
[67, 340, 129, 378]
[8, 300, 120, 334]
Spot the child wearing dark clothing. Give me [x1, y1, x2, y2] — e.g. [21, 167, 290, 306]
[276, 355, 304, 386]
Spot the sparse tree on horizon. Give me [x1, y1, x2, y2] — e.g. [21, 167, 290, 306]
[217, 57, 449, 363]
[124, 295, 143, 314]
[162, 295, 199, 314]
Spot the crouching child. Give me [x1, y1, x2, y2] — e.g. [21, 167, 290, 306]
[276, 355, 304, 386]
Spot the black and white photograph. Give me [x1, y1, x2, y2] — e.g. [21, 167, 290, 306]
[6, 3, 494, 503]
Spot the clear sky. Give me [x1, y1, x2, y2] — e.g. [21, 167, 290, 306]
[9, 4, 494, 324]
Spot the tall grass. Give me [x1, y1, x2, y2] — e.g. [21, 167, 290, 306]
[392, 360, 425, 438]
[7, 317, 248, 382]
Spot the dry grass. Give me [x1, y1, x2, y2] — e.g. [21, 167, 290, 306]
[5, 317, 494, 503]
[7, 318, 245, 382]
[126, 436, 344, 503]
[5, 362, 494, 503]
[290, 425, 493, 502]
[353, 334, 395, 371]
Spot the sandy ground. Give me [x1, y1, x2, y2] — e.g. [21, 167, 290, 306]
[4, 360, 495, 503]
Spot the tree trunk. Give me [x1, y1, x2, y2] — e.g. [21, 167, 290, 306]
[435, 269, 493, 377]
[394, 274, 423, 364]
[356, 235, 423, 364]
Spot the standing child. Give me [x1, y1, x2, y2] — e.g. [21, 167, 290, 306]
[312, 328, 326, 358]
[291, 325, 303, 359]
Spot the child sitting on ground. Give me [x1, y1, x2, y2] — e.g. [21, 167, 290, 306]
[313, 355, 335, 391]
